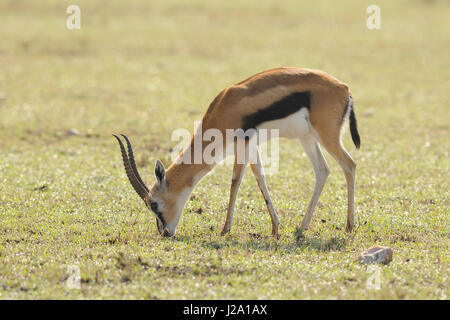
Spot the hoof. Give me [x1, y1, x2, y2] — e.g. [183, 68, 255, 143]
[271, 228, 280, 239]
[345, 224, 354, 232]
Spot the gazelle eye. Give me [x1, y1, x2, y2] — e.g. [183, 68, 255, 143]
[150, 202, 158, 212]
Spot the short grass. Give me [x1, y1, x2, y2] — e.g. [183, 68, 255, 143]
[0, 0, 448, 299]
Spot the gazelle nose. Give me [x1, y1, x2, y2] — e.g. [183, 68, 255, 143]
[163, 229, 173, 237]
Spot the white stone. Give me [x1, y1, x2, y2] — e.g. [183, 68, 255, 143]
[357, 246, 393, 264]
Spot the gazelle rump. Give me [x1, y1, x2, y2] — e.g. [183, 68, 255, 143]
[114, 67, 360, 237]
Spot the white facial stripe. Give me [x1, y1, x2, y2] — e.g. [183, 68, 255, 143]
[165, 187, 192, 235]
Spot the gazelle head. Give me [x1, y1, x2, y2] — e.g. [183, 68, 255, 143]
[113, 134, 181, 237]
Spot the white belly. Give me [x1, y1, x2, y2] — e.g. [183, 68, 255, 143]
[256, 108, 311, 140]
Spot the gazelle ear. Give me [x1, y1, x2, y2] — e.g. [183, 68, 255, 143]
[155, 159, 166, 187]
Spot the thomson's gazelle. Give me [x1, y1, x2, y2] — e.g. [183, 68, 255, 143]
[114, 67, 360, 238]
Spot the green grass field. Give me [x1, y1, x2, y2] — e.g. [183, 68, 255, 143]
[0, 0, 448, 299]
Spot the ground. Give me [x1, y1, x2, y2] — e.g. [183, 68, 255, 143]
[0, 0, 448, 299]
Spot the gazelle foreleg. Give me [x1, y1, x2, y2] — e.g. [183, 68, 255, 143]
[249, 148, 279, 238]
[221, 141, 249, 236]
[299, 134, 330, 231]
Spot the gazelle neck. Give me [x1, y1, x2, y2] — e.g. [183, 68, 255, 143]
[161, 143, 215, 234]
[165, 142, 216, 196]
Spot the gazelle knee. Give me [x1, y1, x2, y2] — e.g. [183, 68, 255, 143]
[340, 156, 356, 177]
[323, 164, 330, 177]
[316, 165, 329, 184]
[347, 161, 356, 178]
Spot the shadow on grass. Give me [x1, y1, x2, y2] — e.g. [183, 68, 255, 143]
[167, 230, 348, 254]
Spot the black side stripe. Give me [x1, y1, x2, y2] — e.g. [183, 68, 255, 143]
[242, 91, 311, 131]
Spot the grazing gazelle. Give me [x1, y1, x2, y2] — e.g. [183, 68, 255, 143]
[114, 67, 360, 238]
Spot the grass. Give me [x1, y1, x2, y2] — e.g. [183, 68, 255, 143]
[0, 0, 449, 299]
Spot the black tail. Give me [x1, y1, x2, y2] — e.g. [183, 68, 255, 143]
[348, 95, 360, 149]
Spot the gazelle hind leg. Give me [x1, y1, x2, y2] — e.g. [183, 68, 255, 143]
[299, 134, 330, 231]
[320, 137, 356, 232]
[249, 147, 279, 238]
[221, 142, 249, 236]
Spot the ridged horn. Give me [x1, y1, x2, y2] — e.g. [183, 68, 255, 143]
[113, 134, 149, 202]
[120, 134, 149, 193]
